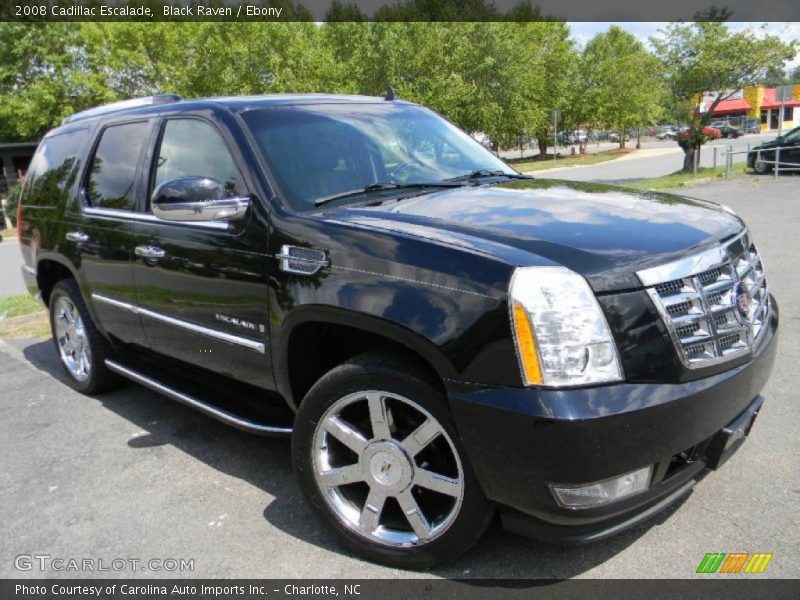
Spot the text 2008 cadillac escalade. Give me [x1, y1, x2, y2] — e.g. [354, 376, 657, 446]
[17, 94, 778, 568]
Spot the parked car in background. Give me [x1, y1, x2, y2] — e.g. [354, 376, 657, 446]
[656, 127, 678, 141]
[744, 119, 761, 134]
[608, 132, 622, 143]
[678, 126, 722, 142]
[556, 131, 577, 145]
[715, 124, 741, 139]
[748, 125, 800, 174]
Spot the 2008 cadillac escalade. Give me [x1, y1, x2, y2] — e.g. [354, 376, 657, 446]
[17, 94, 778, 568]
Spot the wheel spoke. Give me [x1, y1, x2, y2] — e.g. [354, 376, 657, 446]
[80, 347, 91, 375]
[323, 416, 368, 455]
[65, 304, 76, 325]
[318, 463, 363, 488]
[397, 491, 432, 540]
[414, 469, 461, 497]
[402, 418, 442, 457]
[359, 487, 387, 533]
[367, 393, 392, 440]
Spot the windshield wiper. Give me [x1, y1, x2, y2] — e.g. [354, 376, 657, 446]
[444, 169, 533, 182]
[314, 182, 462, 207]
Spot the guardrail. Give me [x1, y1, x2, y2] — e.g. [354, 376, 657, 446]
[721, 144, 800, 179]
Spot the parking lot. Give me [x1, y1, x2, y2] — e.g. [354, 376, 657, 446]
[0, 175, 798, 579]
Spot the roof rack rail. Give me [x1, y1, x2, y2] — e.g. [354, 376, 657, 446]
[61, 94, 182, 125]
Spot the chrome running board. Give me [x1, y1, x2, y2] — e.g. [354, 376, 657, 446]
[105, 359, 292, 436]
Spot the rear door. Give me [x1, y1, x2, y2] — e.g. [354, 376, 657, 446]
[131, 115, 275, 389]
[68, 118, 154, 348]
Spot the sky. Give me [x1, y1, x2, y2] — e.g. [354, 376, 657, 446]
[568, 22, 800, 70]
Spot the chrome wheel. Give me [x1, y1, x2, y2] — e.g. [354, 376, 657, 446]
[754, 156, 769, 174]
[53, 296, 91, 382]
[312, 390, 464, 548]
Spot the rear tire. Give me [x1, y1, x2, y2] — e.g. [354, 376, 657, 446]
[49, 279, 118, 394]
[292, 351, 493, 568]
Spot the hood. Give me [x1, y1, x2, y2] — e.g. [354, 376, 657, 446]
[321, 179, 743, 293]
[753, 137, 785, 150]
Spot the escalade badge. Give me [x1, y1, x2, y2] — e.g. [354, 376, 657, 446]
[732, 282, 752, 325]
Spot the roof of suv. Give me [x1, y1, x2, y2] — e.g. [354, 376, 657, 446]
[48, 93, 409, 139]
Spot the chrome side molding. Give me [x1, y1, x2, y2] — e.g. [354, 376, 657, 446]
[91, 292, 266, 354]
[105, 360, 292, 436]
[82, 206, 230, 231]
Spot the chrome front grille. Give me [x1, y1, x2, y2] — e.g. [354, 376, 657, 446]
[637, 230, 770, 368]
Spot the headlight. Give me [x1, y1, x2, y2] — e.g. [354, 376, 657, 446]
[509, 266, 623, 387]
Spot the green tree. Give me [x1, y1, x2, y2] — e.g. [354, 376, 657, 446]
[342, 22, 548, 150]
[652, 21, 796, 172]
[527, 22, 577, 156]
[578, 26, 663, 149]
[0, 23, 94, 141]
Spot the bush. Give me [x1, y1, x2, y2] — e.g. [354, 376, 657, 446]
[3, 183, 22, 227]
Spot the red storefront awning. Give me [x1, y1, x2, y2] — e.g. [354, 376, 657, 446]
[761, 87, 800, 109]
[710, 99, 751, 115]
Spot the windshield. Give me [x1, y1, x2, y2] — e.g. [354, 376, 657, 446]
[782, 126, 800, 143]
[241, 102, 516, 211]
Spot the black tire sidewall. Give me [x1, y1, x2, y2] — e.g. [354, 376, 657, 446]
[291, 357, 492, 569]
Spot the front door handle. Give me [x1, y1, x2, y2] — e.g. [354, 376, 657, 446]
[135, 245, 166, 260]
[66, 231, 90, 243]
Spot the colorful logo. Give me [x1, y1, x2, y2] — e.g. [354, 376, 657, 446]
[696, 552, 773, 574]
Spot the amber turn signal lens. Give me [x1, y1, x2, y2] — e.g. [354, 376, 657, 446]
[512, 301, 543, 385]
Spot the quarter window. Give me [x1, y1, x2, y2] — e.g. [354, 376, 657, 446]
[153, 119, 242, 199]
[85, 122, 150, 211]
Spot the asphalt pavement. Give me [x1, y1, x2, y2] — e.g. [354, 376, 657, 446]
[0, 176, 798, 579]
[533, 134, 772, 183]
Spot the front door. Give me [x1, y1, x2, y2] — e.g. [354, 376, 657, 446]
[131, 116, 275, 389]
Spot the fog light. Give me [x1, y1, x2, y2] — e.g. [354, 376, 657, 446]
[550, 466, 653, 509]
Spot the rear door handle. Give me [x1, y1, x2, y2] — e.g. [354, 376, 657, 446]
[135, 245, 166, 260]
[66, 231, 90, 243]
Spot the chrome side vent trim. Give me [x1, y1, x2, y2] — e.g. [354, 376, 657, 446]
[277, 245, 328, 275]
[105, 360, 292, 436]
[637, 230, 770, 369]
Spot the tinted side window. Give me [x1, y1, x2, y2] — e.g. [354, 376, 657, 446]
[22, 128, 89, 207]
[85, 121, 150, 211]
[153, 119, 242, 198]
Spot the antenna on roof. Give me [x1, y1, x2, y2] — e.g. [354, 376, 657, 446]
[384, 85, 396, 101]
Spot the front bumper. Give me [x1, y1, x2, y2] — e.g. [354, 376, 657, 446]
[446, 303, 778, 543]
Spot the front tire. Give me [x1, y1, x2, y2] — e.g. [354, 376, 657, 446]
[753, 154, 772, 175]
[49, 279, 118, 394]
[292, 351, 492, 568]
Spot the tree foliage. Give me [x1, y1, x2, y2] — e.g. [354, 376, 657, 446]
[652, 22, 796, 170]
[0, 18, 796, 163]
[579, 26, 663, 148]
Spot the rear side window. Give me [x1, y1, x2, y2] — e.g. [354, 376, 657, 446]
[22, 128, 88, 207]
[152, 119, 243, 198]
[85, 121, 150, 211]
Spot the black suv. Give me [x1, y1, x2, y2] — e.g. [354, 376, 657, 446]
[748, 126, 800, 174]
[18, 94, 778, 568]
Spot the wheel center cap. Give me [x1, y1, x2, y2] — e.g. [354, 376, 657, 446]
[369, 452, 402, 486]
[362, 441, 413, 491]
